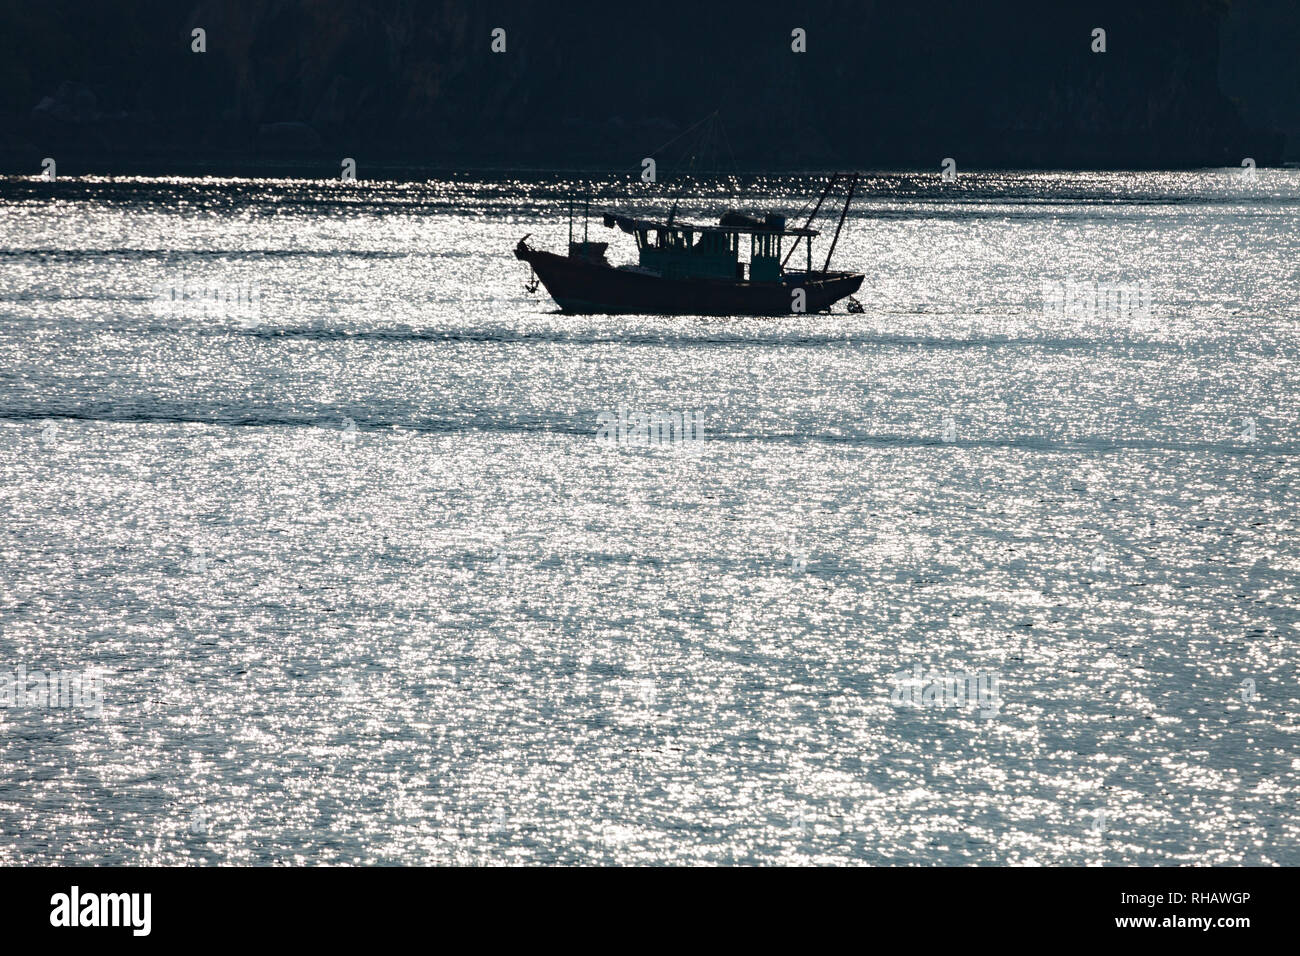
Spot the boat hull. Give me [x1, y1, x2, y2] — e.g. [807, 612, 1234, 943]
[516, 246, 863, 316]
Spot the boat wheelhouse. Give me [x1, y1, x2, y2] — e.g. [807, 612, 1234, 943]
[607, 211, 811, 281]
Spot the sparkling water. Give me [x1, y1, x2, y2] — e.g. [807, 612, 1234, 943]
[0, 170, 1296, 864]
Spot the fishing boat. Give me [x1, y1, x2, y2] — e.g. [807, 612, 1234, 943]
[514, 173, 864, 316]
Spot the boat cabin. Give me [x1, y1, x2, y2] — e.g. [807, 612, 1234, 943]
[601, 212, 819, 283]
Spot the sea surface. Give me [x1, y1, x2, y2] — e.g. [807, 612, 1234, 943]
[0, 169, 1297, 865]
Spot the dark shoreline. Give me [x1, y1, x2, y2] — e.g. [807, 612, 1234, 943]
[1, 154, 1292, 182]
[3, 1, 1292, 183]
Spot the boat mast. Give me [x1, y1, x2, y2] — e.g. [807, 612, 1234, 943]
[821, 173, 858, 274]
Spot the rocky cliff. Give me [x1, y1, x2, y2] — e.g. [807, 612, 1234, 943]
[0, 0, 1285, 172]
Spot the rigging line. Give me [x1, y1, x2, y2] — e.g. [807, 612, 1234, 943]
[602, 110, 720, 220]
[781, 166, 838, 231]
[641, 110, 719, 168]
[610, 111, 740, 222]
[783, 184, 820, 230]
[664, 114, 718, 220]
[717, 113, 739, 181]
[782, 173, 839, 268]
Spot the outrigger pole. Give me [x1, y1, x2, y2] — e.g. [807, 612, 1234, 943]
[822, 173, 858, 274]
[782, 173, 840, 270]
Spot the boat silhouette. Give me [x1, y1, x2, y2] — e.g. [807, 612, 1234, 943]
[515, 173, 864, 316]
